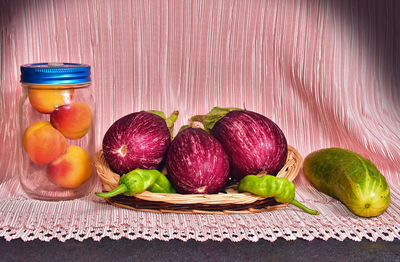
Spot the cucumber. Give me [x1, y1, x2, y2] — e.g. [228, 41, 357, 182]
[303, 148, 390, 217]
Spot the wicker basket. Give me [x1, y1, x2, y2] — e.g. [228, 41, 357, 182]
[94, 145, 303, 214]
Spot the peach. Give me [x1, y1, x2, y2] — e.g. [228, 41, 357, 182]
[47, 145, 93, 189]
[50, 101, 92, 139]
[23, 121, 67, 165]
[28, 88, 74, 114]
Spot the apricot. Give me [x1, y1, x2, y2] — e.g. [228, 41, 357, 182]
[23, 121, 67, 165]
[47, 145, 93, 189]
[28, 88, 74, 114]
[50, 101, 92, 139]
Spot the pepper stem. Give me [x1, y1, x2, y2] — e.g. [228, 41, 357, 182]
[290, 199, 319, 215]
[95, 184, 128, 198]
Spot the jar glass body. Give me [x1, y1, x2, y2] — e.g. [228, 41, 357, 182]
[19, 82, 96, 200]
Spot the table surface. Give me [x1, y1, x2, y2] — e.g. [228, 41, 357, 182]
[1, 237, 399, 262]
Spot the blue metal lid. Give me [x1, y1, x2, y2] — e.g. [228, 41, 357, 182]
[20, 62, 91, 84]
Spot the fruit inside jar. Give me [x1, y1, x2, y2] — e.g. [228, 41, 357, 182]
[19, 63, 96, 200]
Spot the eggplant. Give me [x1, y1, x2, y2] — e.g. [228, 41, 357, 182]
[191, 107, 288, 180]
[102, 111, 178, 175]
[166, 127, 230, 194]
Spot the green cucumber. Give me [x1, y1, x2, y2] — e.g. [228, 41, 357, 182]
[303, 148, 390, 217]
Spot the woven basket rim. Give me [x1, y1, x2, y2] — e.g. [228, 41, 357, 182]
[94, 145, 303, 214]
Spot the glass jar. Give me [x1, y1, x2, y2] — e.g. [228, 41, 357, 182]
[19, 62, 96, 200]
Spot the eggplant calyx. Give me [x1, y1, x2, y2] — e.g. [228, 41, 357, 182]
[189, 107, 241, 132]
[147, 110, 179, 138]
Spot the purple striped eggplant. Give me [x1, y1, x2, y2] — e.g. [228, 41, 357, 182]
[191, 108, 288, 181]
[166, 127, 230, 194]
[102, 111, 178, 175]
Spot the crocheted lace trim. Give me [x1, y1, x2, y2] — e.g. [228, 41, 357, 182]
[1, 186, 399, 242]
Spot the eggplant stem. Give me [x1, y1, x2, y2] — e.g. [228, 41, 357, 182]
[95, 184, 128, 198]
[290, 199, 319, 215]
[168, 111, 179, 122]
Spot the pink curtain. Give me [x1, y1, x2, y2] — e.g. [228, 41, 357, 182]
[1, 0, 399, 241]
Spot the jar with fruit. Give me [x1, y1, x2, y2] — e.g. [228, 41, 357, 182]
[19, 62, 96, 200]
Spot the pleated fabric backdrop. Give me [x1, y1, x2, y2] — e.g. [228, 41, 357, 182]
[1, 0, 400, 241]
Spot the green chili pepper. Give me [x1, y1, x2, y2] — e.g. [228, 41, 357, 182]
[95, 169, 176, 198]
[238, 175, 319, 215]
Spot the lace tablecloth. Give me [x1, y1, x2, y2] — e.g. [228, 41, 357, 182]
[1, 177, 399, 242]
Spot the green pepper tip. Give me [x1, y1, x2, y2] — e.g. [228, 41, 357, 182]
[290, 199, 319, 215]
[95, 184, 128, 198]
